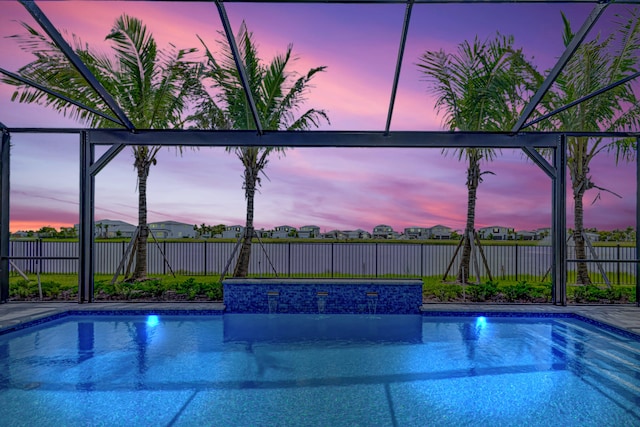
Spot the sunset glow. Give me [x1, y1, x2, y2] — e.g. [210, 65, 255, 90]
[1, 1, 637, 234]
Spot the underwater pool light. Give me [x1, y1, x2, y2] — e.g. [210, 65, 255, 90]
[146, 315, 159, 327]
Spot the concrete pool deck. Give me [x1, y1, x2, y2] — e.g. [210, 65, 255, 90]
[0, 301, 639, 336]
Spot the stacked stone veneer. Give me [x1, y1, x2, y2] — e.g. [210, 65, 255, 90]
[223, 279, 423, 314]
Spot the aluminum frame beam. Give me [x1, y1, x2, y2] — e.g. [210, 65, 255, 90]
[637, 137, 640, 307]
[165, 1, 640, 3]
[89, 143, 126, 176]
[0, 68, 123, 126]
[552, 135, 567, 305]
[511, 2, 609, 133]
[19, 0, 135, 131]
[384, 0, 413, 134]
[522, 70, 640, 130]
[0, 127, 9, 303]
[78, 131, 95, 303]
[215, 0, 264, 135]
[522, 146, 555, 179]
[86, 129, 559, 148]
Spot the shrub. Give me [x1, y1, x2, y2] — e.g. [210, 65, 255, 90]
[467, 281, 499, 302]
[502, 280, 535, 302]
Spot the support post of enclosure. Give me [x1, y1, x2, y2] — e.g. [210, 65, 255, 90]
[552, 135, 567, 305]
[636, 137, 639, 307]
[78, 131, 95, 303]
[0, 128, 10, 303]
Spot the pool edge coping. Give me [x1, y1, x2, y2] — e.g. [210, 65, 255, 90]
[2, 308, 640, 341]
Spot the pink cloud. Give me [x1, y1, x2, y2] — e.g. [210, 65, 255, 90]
[2, 3, 638, 235]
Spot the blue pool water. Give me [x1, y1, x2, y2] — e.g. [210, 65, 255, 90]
[1, 312, 639, 427]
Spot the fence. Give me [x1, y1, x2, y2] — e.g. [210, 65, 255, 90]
[8, 240, 638, 285]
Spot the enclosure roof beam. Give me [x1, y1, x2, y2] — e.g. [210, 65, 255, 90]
[89, 143, 126, 176]
[511, 2, 609, 133]
[215, 0, 264, 135]
[19, 0, 135, 131]
[11, 1, 615, 3]
[0, 68, 123, 127]
[385, 0, 413, 135]
[521, 70, 640, 130]
[522, 146, 555, 179]
[86, 129, 559, 148]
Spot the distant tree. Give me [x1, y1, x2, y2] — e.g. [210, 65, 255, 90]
[211, 224, 226, 236]
[418, 34, 534, 283]
[59, 227, 77, 238]
[189, 22, 329, 277]
[37, 226, 57, 238]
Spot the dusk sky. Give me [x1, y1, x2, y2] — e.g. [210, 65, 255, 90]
[1, 1, 638, 234]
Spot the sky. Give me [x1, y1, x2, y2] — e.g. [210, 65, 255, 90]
[1, 1, 638, 234]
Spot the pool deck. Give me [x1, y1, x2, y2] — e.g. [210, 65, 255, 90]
[0, 301, 639, 336]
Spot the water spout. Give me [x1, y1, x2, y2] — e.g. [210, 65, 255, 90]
[267, 291, 279, 314]
[366, 292, 378, 316]
[317, 291, 328, 314]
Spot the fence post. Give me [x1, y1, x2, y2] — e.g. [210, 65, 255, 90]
[38, 238, 42, 275]
[288, 242, 291, 277]
[331, 243, 334, 278]
[515, 244, 519, 281]
[616, 244, 620, 285]
[375, 243, 378, 278]
[204, 241, 207, 276]
[163, 241, 167, 275]
[420, 243, 424, 278]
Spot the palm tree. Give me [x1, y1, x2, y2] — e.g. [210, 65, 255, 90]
[417, 34, 533, 283]
[530, 10, 640, 285]
[3, 15, 200, 281]
[190, 22, 329, 277]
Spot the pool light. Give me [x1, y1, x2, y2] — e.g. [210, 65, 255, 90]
[146, 315, 160, 327]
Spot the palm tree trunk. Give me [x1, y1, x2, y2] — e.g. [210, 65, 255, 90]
[132, 160, 151, 281]
[457, 154, 479, 283]
[233, 167, 256, 277]
[573, 181, 591, 285]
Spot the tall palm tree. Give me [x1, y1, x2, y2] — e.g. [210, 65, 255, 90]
[417, 34, 533, 283]
[530, 10, 640, 285]
[3, 15, 200, 281]
[190, 22, 329, 277]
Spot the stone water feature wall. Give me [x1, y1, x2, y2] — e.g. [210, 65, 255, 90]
[223, 278, 423, 314]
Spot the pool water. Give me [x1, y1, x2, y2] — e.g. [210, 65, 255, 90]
[1, 312, 639, 426]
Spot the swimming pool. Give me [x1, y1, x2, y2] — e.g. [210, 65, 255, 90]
[1, 311, 639, 426]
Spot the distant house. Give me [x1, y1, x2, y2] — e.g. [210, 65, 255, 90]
[148, 221, 196, 239]
[429, 225, 452, 240]
[404, 227, 429, 240]
[344, 229, 372, 240]
[298, 225, 320, 239]
[222, 225, 244, 239]
[535, 228, 551, 240]
[478, 226, 515, 241]
[372, 224, 394, 239]
[322, 229, 347, 240]
[516, 230, 537, 241]
[77, 219, 136, 238]
[272, 225, 297, 239]
[10, 231, 31, 238]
